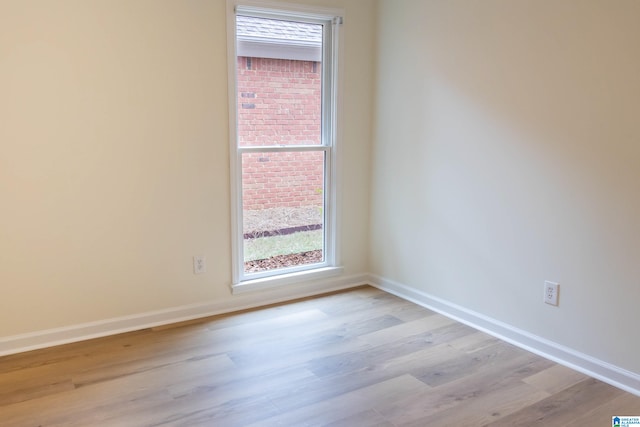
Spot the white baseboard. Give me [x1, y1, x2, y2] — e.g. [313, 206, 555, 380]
[369, 274, 640, 397]
[0, 273, 369, 357]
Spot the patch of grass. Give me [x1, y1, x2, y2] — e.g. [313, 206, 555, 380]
[244, 230, 323, 262]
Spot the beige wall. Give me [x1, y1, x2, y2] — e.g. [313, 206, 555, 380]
[0, 0, 375, 336]
[371, 0, 640, 374]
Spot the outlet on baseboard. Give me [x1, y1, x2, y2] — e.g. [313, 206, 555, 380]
[544, 281, 559, 306]
[193, 256, 206, 274]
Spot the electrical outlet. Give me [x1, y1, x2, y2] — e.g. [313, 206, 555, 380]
[193, 256, 206, 274]
[544, 281, 559, 306]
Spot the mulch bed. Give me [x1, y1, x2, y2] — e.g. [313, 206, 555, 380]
[244, 223, 322, 240]
[244, 250, 323, 273]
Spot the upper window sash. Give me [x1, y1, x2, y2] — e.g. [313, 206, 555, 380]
[233, 7, 338, 149]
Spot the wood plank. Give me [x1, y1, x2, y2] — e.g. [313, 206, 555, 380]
[307, 321, 475, 378]
[484, 378, 625, 426]
[564, 392, 640, 427]
[323, 410, 394, 427]
[404, 380, 550, 426]
[522, 364, 589, 394]
[371, 346, 552, 425]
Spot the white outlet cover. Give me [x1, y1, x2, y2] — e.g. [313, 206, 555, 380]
[544, 281, 559, 306]
[193, 256, 206, 274]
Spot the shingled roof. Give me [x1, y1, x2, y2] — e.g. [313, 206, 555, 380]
[236, 15, 322, 45]
[236, 15, 323, 62]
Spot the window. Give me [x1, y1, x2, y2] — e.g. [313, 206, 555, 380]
[227, 2, 343, 290]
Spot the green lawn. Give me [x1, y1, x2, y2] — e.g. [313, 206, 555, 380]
[244, 230, 323, 262]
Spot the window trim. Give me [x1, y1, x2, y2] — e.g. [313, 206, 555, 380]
[226, 0, 343, 290]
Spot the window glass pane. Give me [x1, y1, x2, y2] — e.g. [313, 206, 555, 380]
[242, 151, 325, 274]
[236, 15, 323, 147]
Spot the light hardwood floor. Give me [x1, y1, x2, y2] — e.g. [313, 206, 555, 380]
[1, 286, 639, 426]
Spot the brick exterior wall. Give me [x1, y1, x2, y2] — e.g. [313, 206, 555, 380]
[237, 56, 324, 211]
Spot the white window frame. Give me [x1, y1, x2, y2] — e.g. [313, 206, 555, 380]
[227, 0, 344, 292]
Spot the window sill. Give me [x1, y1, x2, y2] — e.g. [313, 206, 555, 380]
[232, 266, 344, 294]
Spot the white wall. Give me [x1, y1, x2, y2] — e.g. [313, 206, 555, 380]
[0, 0, 375, 337]
[371, 0, 640, 375]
